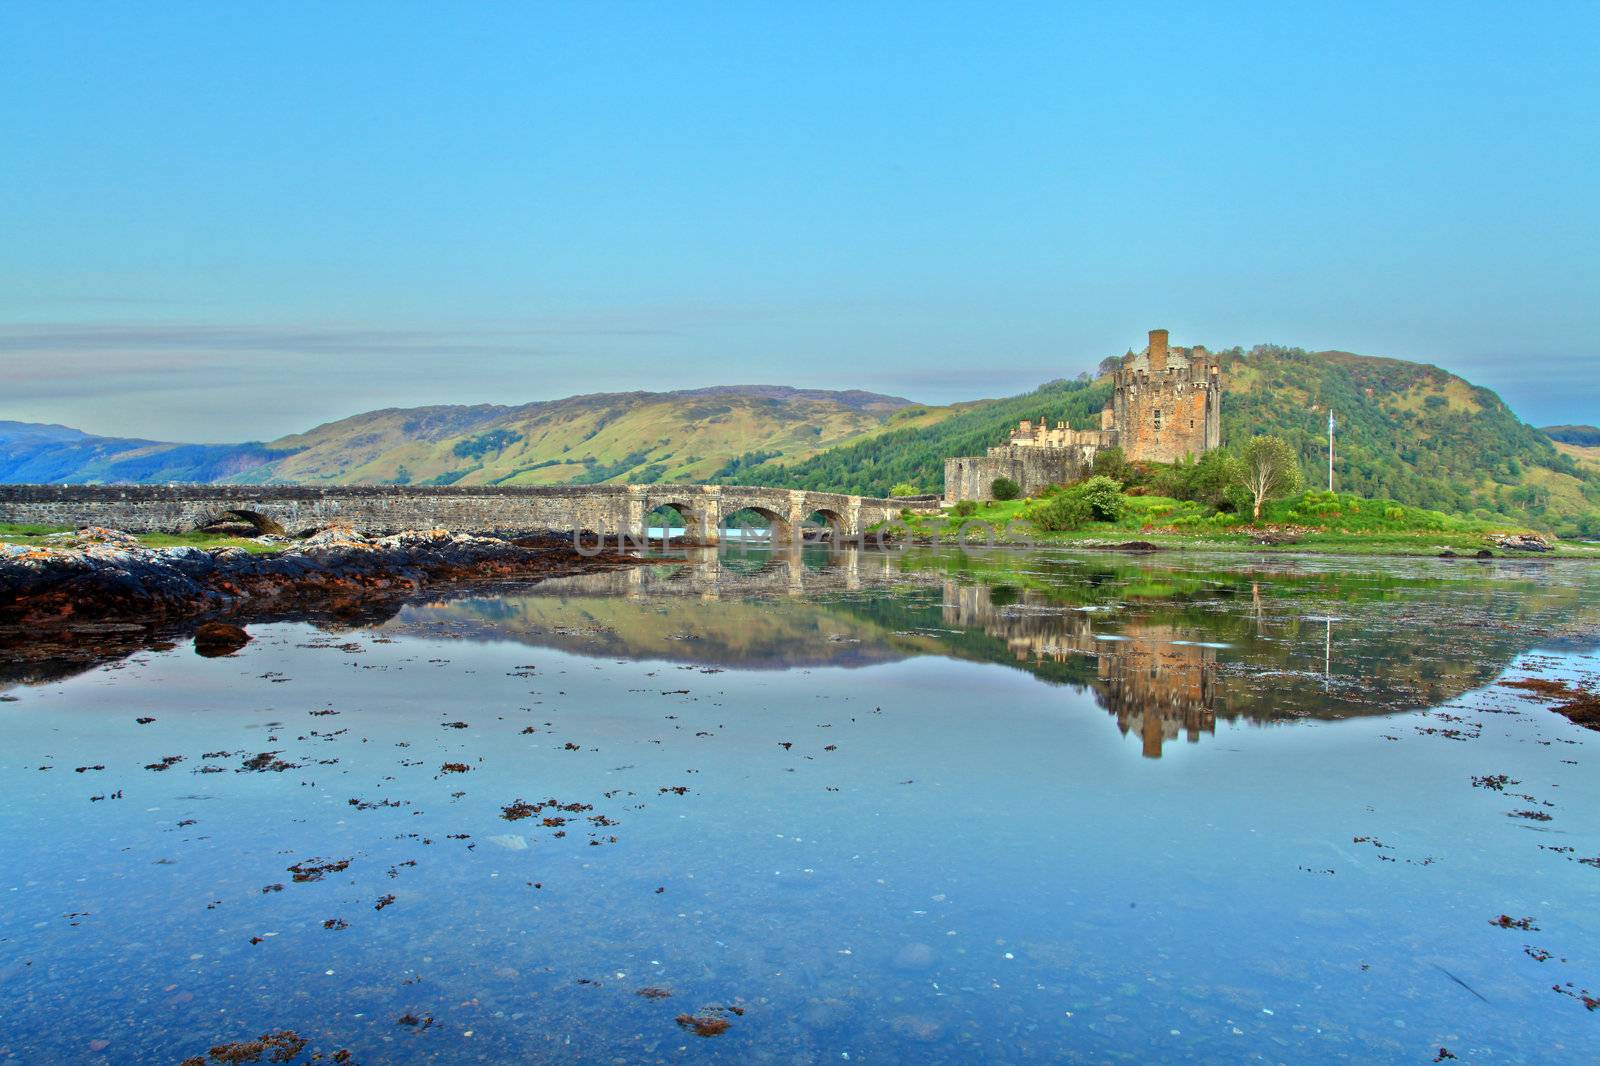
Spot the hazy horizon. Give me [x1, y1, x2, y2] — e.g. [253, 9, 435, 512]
[4, 3, 1596, 439]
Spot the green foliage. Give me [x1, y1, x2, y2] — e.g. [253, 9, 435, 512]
[990, 476, 1020, 501]
[712, 449, 781, 481]
[1025, 475, 1124, 531]
[743, 379, 1112, 496]
[1214, 345, 1589, 523]
[1073, 476, 1127, 521]
[1237, 435, 1304, 520]
[451, 428, 524, 459]
[571, 450, 652, 484]
[422, 467, 478, 486]
[1544, 425, 1600, 446]
[888, 482, 921, 497]
[952, 500, 979, 518]
[1150, 450, 1243, 510]
[1091, 445, 1133, 483]
[1029, 492, 1093, 531]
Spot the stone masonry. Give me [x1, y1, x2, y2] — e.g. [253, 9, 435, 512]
[0, 483, 939, 544]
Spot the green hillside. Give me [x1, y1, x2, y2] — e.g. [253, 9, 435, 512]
[0, 387, 941, 490]
[240, 387, 942, 487]
[741, 378, 1111, 495]
[744, 346, 1600, 536]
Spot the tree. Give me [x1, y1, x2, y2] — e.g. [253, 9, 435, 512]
[1091, 445, 1132, 484]
[888, 482, 920, 497]
[1237, 435, 1304, 521]
[990, 476, 1020, 501]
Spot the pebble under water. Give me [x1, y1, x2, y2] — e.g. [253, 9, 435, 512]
[1, 546, 1597, 1064]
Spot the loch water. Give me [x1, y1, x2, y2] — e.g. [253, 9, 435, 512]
[2, 546, 1598, 1064]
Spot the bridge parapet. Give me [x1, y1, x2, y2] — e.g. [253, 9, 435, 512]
[0, 483, 939, 541]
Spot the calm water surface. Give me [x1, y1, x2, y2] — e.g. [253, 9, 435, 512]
[2, 547, 1597, 1064]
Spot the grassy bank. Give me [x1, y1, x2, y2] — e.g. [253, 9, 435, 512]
[883, 490, 1600, 559]
[0, 524, 291, 555]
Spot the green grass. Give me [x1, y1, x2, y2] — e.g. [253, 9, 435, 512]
[0, 524, 291, 555]
[881, 490, 1600, 559]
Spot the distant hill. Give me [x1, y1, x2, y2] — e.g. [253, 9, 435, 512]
[0, 421, 283, 484]
[1543, 424, 1600, 446]
[0, 386, 934, 489]
[745, 345, 1600, 535]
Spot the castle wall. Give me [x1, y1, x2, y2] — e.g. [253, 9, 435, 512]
[943, 445, 1095, 503]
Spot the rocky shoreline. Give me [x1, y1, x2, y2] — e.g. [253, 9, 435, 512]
[0, 526, 647, 679]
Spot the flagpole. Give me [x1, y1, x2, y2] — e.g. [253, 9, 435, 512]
[1328, 410, 1335, 492]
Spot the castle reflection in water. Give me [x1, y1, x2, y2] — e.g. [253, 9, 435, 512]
[941, 582, 1216, 757]
[386, 543, 1591, 761]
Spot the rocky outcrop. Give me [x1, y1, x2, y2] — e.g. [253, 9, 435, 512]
[0, 527, 641, 628]
[1490, 533, 1553, 552]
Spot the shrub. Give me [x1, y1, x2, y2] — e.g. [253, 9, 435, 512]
[990, 476, 1020, 501]
[952, 500, 979, 518]
[1075, 476, 1127, 522]
[889, 482, 920, 497]
[1030, 492, 1093, 531]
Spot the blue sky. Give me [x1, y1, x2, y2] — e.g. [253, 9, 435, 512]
[2, 2, 1596, 440]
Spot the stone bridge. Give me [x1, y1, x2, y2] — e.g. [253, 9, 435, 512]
[0, 483, 940, 545]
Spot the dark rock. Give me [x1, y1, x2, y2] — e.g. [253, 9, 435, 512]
[194, 622, 251, 657]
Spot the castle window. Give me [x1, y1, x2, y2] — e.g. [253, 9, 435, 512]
[1153, 408, 1162, 429]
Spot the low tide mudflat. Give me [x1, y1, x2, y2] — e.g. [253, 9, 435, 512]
[1, 546, 1597, 1064]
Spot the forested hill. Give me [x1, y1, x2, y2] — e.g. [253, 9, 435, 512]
[1215, 346, 1590, 523]
[740, 379, 1111, 495]
[1544, 425, 1600, 446]
[745, 346, 1599, 534]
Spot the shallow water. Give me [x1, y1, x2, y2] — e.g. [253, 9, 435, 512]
[2, 546, 1598, 1064]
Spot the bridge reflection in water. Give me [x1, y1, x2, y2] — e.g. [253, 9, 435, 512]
[400, 550, 1227, 756]
[385, 542, 1600, 759]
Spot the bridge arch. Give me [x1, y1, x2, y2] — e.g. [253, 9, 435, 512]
[194, 508, 286, 536]
[645, 495, 720, 545]
[803, 507, 847, 541]
[721, 505, 793, 545]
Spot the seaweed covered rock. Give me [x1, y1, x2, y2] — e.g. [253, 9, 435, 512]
[194, 622, 251, 657]
[0, 529, 638, 627]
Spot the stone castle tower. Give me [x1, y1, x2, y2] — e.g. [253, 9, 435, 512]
[943, 329, 1223, 502]
[1103, 329, 1222, 463]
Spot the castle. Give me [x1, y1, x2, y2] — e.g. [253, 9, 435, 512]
[944, 329, 1222, 502]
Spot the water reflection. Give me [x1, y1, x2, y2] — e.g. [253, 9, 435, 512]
[3, 545, 1599, 1064]
[386, 545, 1600, 758]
